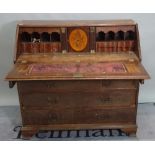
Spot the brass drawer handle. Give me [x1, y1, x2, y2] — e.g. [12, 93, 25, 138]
[102, 81, 111, 87]
[99, 97, 112, 104]
[95, 113, 105, 119]
[48, 113, 57, 121]
[46, 82, 56, 88]
[47, 97, 58, 104]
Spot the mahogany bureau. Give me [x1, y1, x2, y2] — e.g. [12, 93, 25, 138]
[5, 20, 150, 138]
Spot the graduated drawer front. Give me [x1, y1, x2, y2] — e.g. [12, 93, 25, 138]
[22, 108, 73, 125]
[21, 89, 136, 108]
[73, 108, 136, 124]
[18, 80, 137, 93]
[22, 108, 136, 125]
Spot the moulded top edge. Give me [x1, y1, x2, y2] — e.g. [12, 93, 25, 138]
[17, 19, 136, 27]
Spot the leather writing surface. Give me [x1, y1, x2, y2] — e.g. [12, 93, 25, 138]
[28, 62, 126, 74]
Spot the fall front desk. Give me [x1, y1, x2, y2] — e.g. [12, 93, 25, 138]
[5, 20, 150, 138]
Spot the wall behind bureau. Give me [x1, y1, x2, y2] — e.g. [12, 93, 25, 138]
[0, 13, 154, 106]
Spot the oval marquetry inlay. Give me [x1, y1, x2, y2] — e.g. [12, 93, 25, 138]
[69, 28, 88, 52]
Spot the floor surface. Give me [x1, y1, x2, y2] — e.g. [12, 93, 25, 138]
[0, 103, 155, 141]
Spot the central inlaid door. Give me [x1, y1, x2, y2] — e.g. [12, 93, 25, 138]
[67, 27, 90, 52]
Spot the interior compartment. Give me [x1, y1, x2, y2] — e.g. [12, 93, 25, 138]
[41, 32, 50, 42]
[20, 29, 61, 54]
[31, 32, 40, 42]
[96, 28, 136, 52]
[115, 31, 124, 40]
[125, 30, 135, 40]
[105, 31, 115, 41]
[51, 32, 60, 42]
[96, 31, 105, 41]
[21, 32, 31, 42]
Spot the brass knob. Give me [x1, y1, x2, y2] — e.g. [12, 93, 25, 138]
[46, 82, 56, 88]
[48, 113, 57, 121]
[47, 96, 51, 101]
[99, 96, 111, 104]
[102, 81, 111, 87]
[47, 97, 58, 104]
[95, 113, 104, 119]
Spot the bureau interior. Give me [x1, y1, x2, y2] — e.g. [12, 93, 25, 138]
[17, 25, 139, 59]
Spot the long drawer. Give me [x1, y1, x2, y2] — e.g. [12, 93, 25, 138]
[22, 108, 73, 125]
[18, 80, 138, 93]
[73, 108, 136, 124]
[20, 89, 136, 108]
[22, 107, 136, 125]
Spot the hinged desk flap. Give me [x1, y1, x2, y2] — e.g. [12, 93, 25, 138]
[5, 52, 150, 81]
